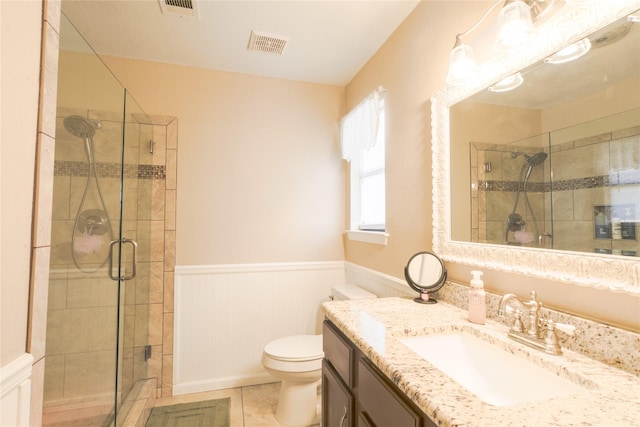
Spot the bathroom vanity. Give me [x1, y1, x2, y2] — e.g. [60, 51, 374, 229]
[322, 319, 435, 427]
[321, 297, 640, 426]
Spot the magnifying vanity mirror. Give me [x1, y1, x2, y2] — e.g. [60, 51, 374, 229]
[404, 251, 447, 304]
[432, 2, 640, 293]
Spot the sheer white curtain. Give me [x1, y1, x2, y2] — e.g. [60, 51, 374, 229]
[340, 88, 387, 231]
[340, 88, 386, 161]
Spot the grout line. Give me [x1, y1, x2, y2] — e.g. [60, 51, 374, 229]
[239, 385, 245, 427]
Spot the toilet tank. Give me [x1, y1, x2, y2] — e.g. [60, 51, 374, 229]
[331, 284, 376, 301]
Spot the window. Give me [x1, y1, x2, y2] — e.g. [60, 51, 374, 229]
[340, 88, 387, 241]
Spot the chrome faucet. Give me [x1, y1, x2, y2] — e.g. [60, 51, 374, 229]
[498, 291, 575, 355]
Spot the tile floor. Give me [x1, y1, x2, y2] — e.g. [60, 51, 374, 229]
[154, 382, 321, 427]
[42, 381, 320, 427]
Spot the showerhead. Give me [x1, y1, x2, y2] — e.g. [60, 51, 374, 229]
[511, 151, 548, 167]
[522, 152, 548, 183]
[63, 115, 98, 139]
[524, 152, 548, 167]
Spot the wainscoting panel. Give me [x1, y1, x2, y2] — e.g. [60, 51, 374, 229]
[344, 262, 415, 299]
[1, 353, 33, 427]
[173, 262, 345, 395]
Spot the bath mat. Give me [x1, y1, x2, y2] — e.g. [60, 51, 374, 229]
[145, 397, 230, 427]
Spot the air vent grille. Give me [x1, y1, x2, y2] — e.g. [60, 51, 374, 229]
[248, 31, 288, 55]
[158, 0, 199, 18]
[166, 0, 193, 9]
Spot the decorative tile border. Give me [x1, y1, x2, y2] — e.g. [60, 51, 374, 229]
[138, 164, 166, 180]
[479, 173, 640, 193]
[476, 123, 640, 193]
[479, 180, 547, 192]
[54, 161, 165, 180]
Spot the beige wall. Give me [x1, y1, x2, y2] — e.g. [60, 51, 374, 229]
[344, 1, 489, 278]
[450, 102, 543, 242]
[344, 1, 639, 330]
[100, 57, 346, 266]
[542, 75, 640, 133]
[0, 0, 42, 367]
[57, 51, 128, 113]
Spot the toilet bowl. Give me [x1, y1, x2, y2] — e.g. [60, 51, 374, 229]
[262, 284, 376, 426]
[261, 334, 324, 426]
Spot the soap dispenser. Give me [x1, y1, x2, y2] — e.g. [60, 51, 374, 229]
[468, 270, 486, 325]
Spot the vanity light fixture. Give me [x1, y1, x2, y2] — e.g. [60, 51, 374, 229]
[488, 72, 524, 92]
[446, 0, 504, 85]
[446, 0, 556, 86]
[544, 38, 592, 64]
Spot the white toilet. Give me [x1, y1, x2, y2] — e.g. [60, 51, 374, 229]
[261, 284, 376, 426]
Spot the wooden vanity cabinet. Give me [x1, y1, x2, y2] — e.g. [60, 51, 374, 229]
[358, 358, 435, 427]
[322, 320, 436, 427]
[323, 320, 356, 427]
[322, 360, 354, 427]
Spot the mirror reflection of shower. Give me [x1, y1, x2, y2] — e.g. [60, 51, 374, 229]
[505, 151, 549, 247]
[63, 115, 114, 272]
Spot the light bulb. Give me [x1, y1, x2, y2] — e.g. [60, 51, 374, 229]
[544, 38, 591, 64]
[494, 1, 535, 52]
[488, 72, 524, 92]
[446, 44, 477, 85]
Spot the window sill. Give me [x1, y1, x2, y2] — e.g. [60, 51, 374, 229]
[345, 230, 389, 246]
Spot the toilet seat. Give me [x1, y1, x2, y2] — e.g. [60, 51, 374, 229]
[264, 335, 323, 361]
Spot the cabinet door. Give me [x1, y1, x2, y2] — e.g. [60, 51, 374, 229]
[357, 359, 424, 427]
[358, 412, 375, 427]
[323, 320, 355, 387]
[323, 360, 354, 427]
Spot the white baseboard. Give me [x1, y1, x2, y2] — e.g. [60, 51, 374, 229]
[173, 373, 276, 396]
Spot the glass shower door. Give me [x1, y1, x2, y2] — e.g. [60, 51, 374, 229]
[113, 91, 155, 425]
[44, 13, 152, 426]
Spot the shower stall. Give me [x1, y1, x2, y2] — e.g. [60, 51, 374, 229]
[470, 107, 640, 257]
[43, 13, 156, 426]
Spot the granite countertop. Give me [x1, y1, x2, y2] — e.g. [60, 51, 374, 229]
[321, 297, 640, 427]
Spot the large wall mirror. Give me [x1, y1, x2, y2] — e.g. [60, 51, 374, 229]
[432, 1, 640, 294]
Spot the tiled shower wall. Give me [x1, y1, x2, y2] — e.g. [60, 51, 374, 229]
[472, 125, 639, 256]
[550, 126, 639, 255]
[45, 110, 177, 405]
[472, 141, 549, 247]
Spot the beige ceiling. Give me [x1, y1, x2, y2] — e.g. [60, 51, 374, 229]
[61, 0, 421, 86]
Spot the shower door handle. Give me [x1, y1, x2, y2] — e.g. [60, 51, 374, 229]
[121, 239, 137, 280]
[108, 238, 138, 281]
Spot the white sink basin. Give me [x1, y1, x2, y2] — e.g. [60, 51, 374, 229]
[400, 333, 586, 406]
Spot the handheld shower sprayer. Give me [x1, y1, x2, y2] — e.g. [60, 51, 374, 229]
[505, 151, 548, 246]
[523, 152, 548, 181]
[63, 115, 112, 272]
[525, 152, 548, 167]
[512, 151, 548, 166]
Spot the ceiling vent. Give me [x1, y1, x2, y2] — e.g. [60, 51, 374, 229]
[248, 31, 288, 55]
[158, 0, 199, 18]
